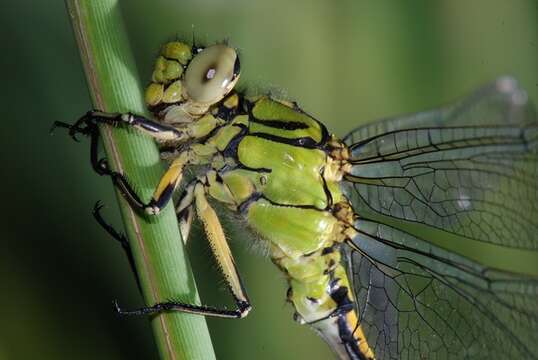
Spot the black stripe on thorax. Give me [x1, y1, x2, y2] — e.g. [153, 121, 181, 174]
[215, 91, 246, 121]
[221, 124, 249, 158]
[248, 132, 321, 149]
[236, 193, 328, 215]
[244, 97, 331, 149]
[250, 118, 310, 130]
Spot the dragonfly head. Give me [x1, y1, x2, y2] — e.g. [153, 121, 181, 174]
[145, 41, 240, 123]
[185, 44, 240, 105]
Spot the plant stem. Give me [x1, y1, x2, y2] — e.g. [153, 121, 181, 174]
[64, 1, 216, 359]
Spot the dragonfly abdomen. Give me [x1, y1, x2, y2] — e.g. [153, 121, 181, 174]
[256, 205, 374, 360]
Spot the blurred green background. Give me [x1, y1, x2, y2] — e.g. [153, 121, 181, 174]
[1, 0, 536, 359]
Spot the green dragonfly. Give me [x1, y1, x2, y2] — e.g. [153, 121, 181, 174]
[54, 41, 538, 359]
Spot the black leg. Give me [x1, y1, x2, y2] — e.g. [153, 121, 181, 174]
[71, 110, 184, 141]
[51, 117, 110, 176]
[52, 114, 156, 213]
[113, 181, 253, 319]
[50, 119, 92, 142]
[92, 197, 252, 318]
[114, 298, 251, 319]
[92, 201, 142, 293]
[88, 124, 110, 176]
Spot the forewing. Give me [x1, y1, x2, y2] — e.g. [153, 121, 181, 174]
[343, 77, 538, 249]
[341, 77, 538, 359]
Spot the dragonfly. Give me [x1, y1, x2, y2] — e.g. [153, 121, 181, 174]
[53, 41, 538, 359]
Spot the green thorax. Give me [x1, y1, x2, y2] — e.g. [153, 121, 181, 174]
[207, 93, 347, 227]
[202, 93, 354, 322]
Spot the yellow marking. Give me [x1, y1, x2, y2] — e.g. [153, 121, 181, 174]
[346, 310, 376, 360]
[324, 155, 346, 182]
[223, 93, 239, 108]
[206, 171, 236, 205]
[191, 142, 218, 157]
[231, 114, 249, 126]
[153, 152, 189, 201]
[212, 124, 242, 151]
[222, 171, 256, 203]
[151, 56, 167, 83]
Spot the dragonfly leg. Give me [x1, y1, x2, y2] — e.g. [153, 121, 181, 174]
[175, 181, 196, 244]
[70, 110, 188, 142]
[138, 150, 194, 214]
[92, 201, 143, 293]
[54, 110, 224, 144]
[115, 182, 252, 319]
[54, 123, 201, 215]
[51, 119, 109, 175]
[112, 141, 222, 215]
[58, 120, 215, 215]
[86, 148, 200, 216]
[174, 170, 239, 245]
[53, 111, 226, 215]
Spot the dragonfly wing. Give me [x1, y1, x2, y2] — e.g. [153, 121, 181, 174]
[341, 77, 538, 359]
[343, 219, 538, 359]
[343, 76, 538, 249]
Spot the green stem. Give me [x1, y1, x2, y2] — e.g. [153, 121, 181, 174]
[64, 1, 216, 359]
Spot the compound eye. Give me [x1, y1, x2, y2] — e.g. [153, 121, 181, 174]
[184, 44, 240, 104]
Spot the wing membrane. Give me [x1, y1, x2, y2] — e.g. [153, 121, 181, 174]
[344, 218, 538, 359]
[341, 77, 538, 359]
[344, 77, 538, 249]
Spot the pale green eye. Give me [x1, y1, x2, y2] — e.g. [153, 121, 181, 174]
[184, 44, 240, 104]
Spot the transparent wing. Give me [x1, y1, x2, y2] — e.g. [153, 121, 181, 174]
[344, 77, 538, 248]
[341, 77, 538, 359]
[344, 219, 538, 360]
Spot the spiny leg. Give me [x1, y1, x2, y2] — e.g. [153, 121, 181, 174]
[51, 110, 193, 178]
[59, 116, 203, 216]
[192, 182, 250, 313]
[90, 183, 198, 301]
[55, 111, 248, 317]
[55, 109, 223, 144]
[115, 182, 251, 319]
[103, 149, 197, 215]
[176, 181, 196, 244]
[54, 116, 196, 215]
[107, 138, 224, 216]
[92, 201, 142, 293]
[72, 110, 187, 142]
[53, 111, 224, 215]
